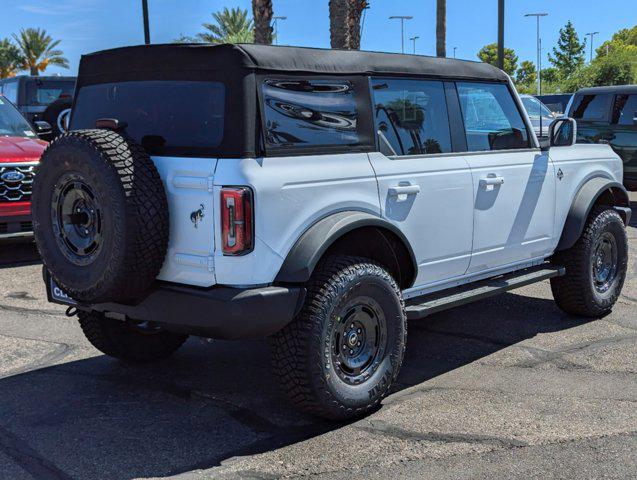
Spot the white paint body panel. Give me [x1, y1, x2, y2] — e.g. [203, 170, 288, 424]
[368, 151, 474, 285]
[212, 153, 380, 286]
[151, 156, 217, 287]
[466, 149, 556, 273]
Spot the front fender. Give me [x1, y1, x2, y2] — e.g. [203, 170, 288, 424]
[274, 211, 417, 284]
[556, 177, 630, 251]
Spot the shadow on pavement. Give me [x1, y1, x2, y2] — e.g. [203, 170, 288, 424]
[0, 290, 593, 480]
[0, 239, 40, 269]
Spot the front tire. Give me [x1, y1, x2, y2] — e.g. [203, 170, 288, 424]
[271, 255, 407, 420]
[78, 311, 188, 363]
[551, 206, 628, 317]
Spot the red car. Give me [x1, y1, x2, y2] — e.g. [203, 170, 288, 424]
[0, 95, 47, 239]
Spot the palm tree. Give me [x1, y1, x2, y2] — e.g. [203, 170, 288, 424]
[329, 0, 349, 49]
[436, 0, 446, 57]
[197, 7, 254, 44]
[12, 28, 68, 76]
[253, 0, 273, 45]
[348, 0, 369, 50]
[0, 39, 20, 79]
[330, 0, 368, 50]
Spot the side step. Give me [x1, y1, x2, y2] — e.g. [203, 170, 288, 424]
[405, 265, 565, 320]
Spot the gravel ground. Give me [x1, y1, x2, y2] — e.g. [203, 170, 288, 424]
[0, 195, 635, 480]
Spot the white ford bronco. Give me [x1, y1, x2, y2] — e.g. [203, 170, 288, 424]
[33, 44, 631, 420]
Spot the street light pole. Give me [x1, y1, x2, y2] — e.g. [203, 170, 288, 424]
[409, 36, 419, 54]
[272, 16, 287, 45]
[524, 12, 548, 95]
[586, 32, 599, 62]
[389, 16, 413, 53]
[453, 46, 457, 58]
[497, 0, 504, 70]
[142, 0, 150, 44]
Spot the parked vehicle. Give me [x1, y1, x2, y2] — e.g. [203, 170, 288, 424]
[33, 45, 631, 420]
[0, 95, 48, 239]
[566, 85, 637, 190]
[0, 75, 76, 138]
[520, 94, 556, 138]
[536, 94, 573, 115]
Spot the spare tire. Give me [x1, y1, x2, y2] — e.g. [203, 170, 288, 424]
[32, 129, 169, 304]
[43, 97, 73, 137]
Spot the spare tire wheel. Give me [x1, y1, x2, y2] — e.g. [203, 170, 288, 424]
[43, 97, 73, 137]
[32, 129, 169, 304]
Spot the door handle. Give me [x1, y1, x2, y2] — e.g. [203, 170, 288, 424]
[388, 184, 421, 197]
[480, 176, 505, 189]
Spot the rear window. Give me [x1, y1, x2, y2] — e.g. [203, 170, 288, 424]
[71, 81, 225, 155]
[570, 94, 612, 121]
[26, 79, 75, 106]
[262, 79, 360, 150]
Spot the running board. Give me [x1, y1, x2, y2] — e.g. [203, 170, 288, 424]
[405, 265, 565, 320]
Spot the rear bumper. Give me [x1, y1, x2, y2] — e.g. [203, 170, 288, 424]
[0, 213, 33, 239]
[78, 283, 305, 340]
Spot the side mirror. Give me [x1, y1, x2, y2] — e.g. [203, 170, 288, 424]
[33, 120, 52, 137]
[548, 118, 577, 148]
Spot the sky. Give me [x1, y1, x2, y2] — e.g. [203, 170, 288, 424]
[1, 0, 635, 77]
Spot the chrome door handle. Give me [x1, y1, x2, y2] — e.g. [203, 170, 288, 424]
[388, 184, 421, 196]
[481, 176, 505, 186]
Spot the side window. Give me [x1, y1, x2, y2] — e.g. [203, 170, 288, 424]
[457, 82, 530, 152]
[2, 81, 18, 104]
[262, 79, 359, 148]
[570, 94, 612, 121]
[370, 78, 451, 156]
[612, 94, 637, 126]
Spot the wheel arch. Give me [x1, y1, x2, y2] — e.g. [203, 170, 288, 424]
[556, 177, 631, 251]
[274, 211, 418, 289]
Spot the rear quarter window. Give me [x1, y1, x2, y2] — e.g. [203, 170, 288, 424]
[262, 79, 361, 150]
[570, 94, 612, 122]
[71, 80, 225, 156]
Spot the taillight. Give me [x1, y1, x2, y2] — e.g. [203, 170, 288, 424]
[220, 187, 253, 255]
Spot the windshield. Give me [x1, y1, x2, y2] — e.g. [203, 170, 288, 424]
[0, 96, 36, 138]
[25, 79, 76, 106]
[521, 96, 552, 117]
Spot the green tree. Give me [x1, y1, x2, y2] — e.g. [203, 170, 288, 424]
[548, 21, 586, 78]
[196, 7, 254, 44]
[589, 49, 635, 86]
[515, 60, 537, 87]
[0, 38, 20, 79]
[477, 43, 518, 76]
[12, 28, 68, 76]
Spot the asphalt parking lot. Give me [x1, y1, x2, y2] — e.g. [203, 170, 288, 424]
[0, 195, 635, 480]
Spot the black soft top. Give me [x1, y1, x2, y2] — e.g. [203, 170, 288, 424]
[78, 43, 507, 82]
[574, 85, 637, 96]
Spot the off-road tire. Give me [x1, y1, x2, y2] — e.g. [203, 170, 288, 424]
[551, 206, 628, 317]
[271, 255, 407, 420]
[42, 97, 73, 138]
[78, 310, 187, 363]
[32, 129, 169, 304]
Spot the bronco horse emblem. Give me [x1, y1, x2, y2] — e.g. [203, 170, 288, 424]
[190, 204, 205, 228]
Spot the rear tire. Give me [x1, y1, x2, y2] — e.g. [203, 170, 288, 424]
[271, 255, 407, 420]
[551, 206, 628, 317]
[78, 311, 187, 363]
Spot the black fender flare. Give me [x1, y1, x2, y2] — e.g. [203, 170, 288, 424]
[274, 211, 417, 285]
[556, 177, 630, 251]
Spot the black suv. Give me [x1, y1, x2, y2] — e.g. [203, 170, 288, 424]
[0, 75, 76, 138]
[567, 85, 637, 190]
